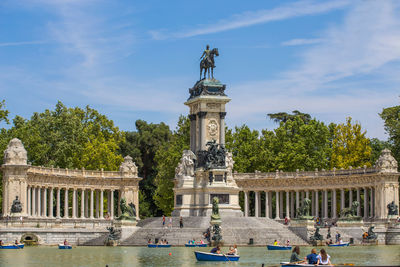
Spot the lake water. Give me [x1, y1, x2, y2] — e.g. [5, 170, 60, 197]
[0, 245, 399, 267]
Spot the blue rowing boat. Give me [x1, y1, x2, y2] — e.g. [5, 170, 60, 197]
[280, 262, 314, 267]
[147, 244, 171, 248]
[0, 244, 24, 249]
[185, 243, 207, 247]
[267, 245, 292, 250]
[328, 242, 349, 247]
[194, 251, 240, 261]
[58, 244, 72, 249]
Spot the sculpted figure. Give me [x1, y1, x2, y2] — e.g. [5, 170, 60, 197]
[11, 196, 22, 213]
[367, 226, 377, 240]
[387, 201, 399, 216]
[225, 152, 234, 171]
[296, 198, 311, 218]
[211, 197, 221, 221]
[176, 150, 196, 178]
[200, 45, 219, 80]
[116, 198, 136, 221]
[340, 201, 359, 218]
[3, 138, 27, 165]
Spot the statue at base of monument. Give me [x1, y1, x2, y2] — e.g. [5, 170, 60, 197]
[211, 197, 221, 222]
[296, 198, 312, 219]
[309, 226, 323, 241]
[116, 198, 136, 221]
[387, 201, 399, 216]
[339, 201, 361, 220]
[211, 224, 222, 245]
[367, 226, 377, 240]
[11, 196, 22, 213]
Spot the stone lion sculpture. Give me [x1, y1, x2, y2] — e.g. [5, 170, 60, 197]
[116, 198, 136, 221]
[296, 198, 312, 219]
[340, 201, 360, 218]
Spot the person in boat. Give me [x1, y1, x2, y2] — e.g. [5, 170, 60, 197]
[304, 248, 318, 265]
[192, 238, 196, 244]
[286, 240, 290, 247]
[227, 244, 238, 255]
[210, 245, 221, 254]
[147, 239, 152, 244]
[290, 246, 304, 263]
[0, 240, 4, 246]
[362, 232, 368, 240]
[15, 239, 20, 245]
[338, 238, 344, 244]
[200, 240, 204, 244]
[325, 239, 333, 245]
[316, 248, 332, 265]
[63, 239, 69, 246]
[273, 240, 279, 246]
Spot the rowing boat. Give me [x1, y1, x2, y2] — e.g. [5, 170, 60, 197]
[58, 244, 72, 249]
[267, 245, 292, 250]
[185, 243, 207, 247]
[147, 244, 171, 248]
[0, 244, 24, 249]
[328, 242, 349, 247]
[194, 251, 240, 261]
[280, 262, 316, 266]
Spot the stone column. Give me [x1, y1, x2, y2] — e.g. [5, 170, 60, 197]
[197, 111, 207, 150]
[286, 191, 290, 219]
[332, 189, 337, 219]
[31, 187, 36, 216]
[324, 190, 328, 219]
[49, 188, 53, 218]
[311, 191, 315, 216]
[27, 186, 31, 216]
[244, 191, 249, 217]
[110, 190, 114, 219]
[90, 189, 94, 219]
[279, 191, 284, 219]
[356, 188, 361, 216]
[315, 190, 319, 217]
[64, 188, 69, 218]
[349, 189, 353, 207]
[85, 190, 89, 218]
[290, 191, 295, 218]
[305, 191, 309, 199]
[340, 189, 345, 214]
[100, 190, 104, 219]
[255, 191, 260, 217]
[81, 189, 85, 219]
[275, 191, 280, 220]
[219, 112, 227, 145]
[265, 191, 269, 218]
[43, 188, 47, 217]
[296, 191, 300, 216]
[72, 189, 76, 218]
[56, 188, 61, 218]
[96, 190, 99, 218]
[370, 187, 374, 218]
[189, 114, 197, 152]
[37, 187, 41, 217]
[363, 187, 368, 219]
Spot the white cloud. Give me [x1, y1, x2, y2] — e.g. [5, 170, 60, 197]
[150, 0, 350, 40]
[0, 41, 47, 47]
[281, 38, 323, 46]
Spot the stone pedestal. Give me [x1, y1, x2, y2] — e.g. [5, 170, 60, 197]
[336, 219, 364, 227]
[113, 220, 139, 243]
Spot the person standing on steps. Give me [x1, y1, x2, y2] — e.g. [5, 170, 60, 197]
[179, 216, 183, 228]
[162, 215, 166, 228]
[168, 217, 172, 229]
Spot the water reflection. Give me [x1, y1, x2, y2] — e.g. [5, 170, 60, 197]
[0, 245, 399, 267]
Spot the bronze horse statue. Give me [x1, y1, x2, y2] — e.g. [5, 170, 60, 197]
[200, 48, 219, 80]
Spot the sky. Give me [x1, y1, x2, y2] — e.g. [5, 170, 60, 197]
[0, 0, 399, 139]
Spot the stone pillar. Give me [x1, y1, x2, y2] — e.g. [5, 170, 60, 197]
[189, 114, 197, 152]
[340, 189, 345, 214]
[255, 191, 260, 217]
[100, 190, 104, 219]
[349, 189, 353, 207]
[244, 191, 249, 217]
[286, 191, 290, 219]
[32, 187, 36, 217]
[332, 189, 337, 219]
[81, 189, 85, 219]
[324, 190, 328, 219]
[305, 191, 309, 199]
[110, 190, 114, 219]
[356, 188, 361, 216]
[219, 112, 227, 145]
[290, 191, 295, 218]
[296, 191, 300, 216]
[315, 190, 319, 217]
[49, 188, 53, 218]
[56, 188, 61, 218]
[96, 190, 99, 218]
[265, 191, 269, 218]
[363, 187, 368, 219]
[370, 187, 374, 218]
[279, 191, 283, 219]
[85, 190, 89, 218]
[27, 186, 31, 216]
[37, 187, 41, 217]
[43, 188, 47, 217]
[275, 191, 280, 220]
[72, 189, 76, 218]
[311, 191, 315, 216]
[64, 188, 69, 218]
[197, 111, 207, 150]
[90, 189, 94, 219]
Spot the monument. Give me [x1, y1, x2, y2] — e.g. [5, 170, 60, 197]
[172, 45, 242, 217]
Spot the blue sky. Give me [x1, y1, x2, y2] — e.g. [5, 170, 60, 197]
[1, 0, 399, 139]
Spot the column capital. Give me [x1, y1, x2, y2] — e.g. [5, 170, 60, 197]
[188, 114, 197, 121]
[197, 111, 207, 118]
[219, 112, 227, 119]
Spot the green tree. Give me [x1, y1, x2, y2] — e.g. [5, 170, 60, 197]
[380, 105, 400, 165]
[0, 100, 9, 124]
[370, 138, 391, 164]
[153, 116, 190, 215]
[119, 120, 172, 218]
[330, 117, 371, 169]
[267, 110, 311, 124]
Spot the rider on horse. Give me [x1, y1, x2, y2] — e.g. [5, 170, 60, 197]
[200, 45, 213, 67]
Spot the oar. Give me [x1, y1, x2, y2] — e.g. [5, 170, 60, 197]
[222, 253, 231, 262]
[334, 264, 354, 266]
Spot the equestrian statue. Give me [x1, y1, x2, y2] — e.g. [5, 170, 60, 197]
[200, 45, 219, 80]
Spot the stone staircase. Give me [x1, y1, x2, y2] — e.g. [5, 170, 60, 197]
[122, 216, 309, 246]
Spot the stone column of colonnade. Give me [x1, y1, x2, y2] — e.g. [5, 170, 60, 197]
[24, 186, 118, 220]
[241, 187, 377, 221]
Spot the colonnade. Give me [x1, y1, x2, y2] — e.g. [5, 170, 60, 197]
[242, 187, 376, 220]
[26, 186, 117, 220]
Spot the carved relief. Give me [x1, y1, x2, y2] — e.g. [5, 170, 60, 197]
[119, 155, 138, 176]
[3, 138, 27, 165]
[207, 119, 219, 138]
[175, 150, 197, 179]
[206, 103, 221, 110]
[376, 149, 398, 173]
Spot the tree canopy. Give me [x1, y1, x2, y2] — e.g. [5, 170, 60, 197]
[380, 105, 400, 166]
